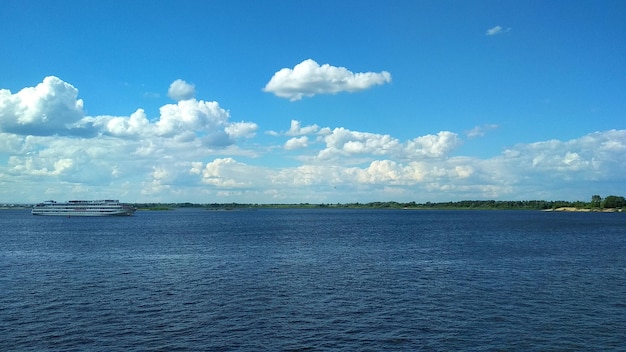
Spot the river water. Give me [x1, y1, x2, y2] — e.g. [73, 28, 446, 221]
[1, 208, 625, 350]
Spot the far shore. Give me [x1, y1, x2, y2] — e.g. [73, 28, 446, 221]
[1, 202, 623, 213]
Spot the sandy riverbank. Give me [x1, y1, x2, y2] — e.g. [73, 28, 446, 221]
[546, 207, 622, 212]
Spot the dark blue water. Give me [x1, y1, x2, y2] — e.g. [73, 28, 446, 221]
[1, 208, 625, 351]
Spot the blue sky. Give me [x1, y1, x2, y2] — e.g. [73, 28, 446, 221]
[1, 0, 625, 204]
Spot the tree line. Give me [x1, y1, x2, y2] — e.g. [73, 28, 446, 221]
[133, 195, 625, 210]
[330, 196, 624, 210]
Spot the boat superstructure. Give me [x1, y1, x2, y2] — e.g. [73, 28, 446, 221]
[32, 200, 136, 216]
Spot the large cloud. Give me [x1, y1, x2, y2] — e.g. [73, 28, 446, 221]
[0, 77, 261, 202]
[201, 128, 626, 202]
[263, 59, 392, 101]
[404, 131, 462, 158]
[2, 77, 258, 148]
[0, 76, 84, 135]
[501, 129, 626, 177]
[194, 157, 265, 188]
[315, 127, 460, 161]
[318, 128, 401, 159]
[156, 99, 230, 137]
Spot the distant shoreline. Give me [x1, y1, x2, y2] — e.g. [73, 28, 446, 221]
[1, 206, 623, 213]
[2, 201, 624, 213]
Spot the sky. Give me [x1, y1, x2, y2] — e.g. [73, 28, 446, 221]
[1, 0, 625, 204]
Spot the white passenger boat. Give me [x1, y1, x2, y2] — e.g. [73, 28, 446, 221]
[32, 200, 136, 216]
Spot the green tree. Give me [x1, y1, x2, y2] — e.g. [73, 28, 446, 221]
[602, 195, 626, 209]
[591, 194, 602, 208]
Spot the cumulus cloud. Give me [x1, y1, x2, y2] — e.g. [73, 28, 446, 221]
[286, 120, 319, 136]
[263, 59, 392, 101]
[9, 155, 74, 176]
[503, 130, 626, 176]
[319, 128, 400, 159]
[354, 160, 403, 184]
[0, 77, 255, 146]
[270, 129, 625, 201]
[315, 128, 460, 161]
[0, 77, 263, 201]
[156, 99, 229, 137]
[486, 25, 510, 36]
[405, 131, 462, 158]
[285, 136, 309, 150]
[88, 109, 151, 138]
[77, 97, 253, 147]
[198, 157, 262, 188]
[0, 76, 84, 135]
[168, 79, 195, 101]
[8, 135, 141, 185]
[200, 129, 621, 201]
[225, 121, 258, 139]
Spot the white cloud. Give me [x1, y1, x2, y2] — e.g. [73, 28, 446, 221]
[311, 128, 463, 165]
[225, 121, 258, 139]
[465, 124, 499, 138]
[8, 155, 74, 176]
[286, 120, 319, 136]
[0, 76, 84, 135]
[263, 59, 392, 101]
[285, 136, 308, 150]
[156, 99, 229, 137]
[0, 133, 23, 153]
[503, 130, 626, 177]
[318, 128, 402, 159]
[486, 25, 510, 36]
[405, 131, 462, 158]
[0, 77, 263, 201]
[355, 160, 403, 184]
[167, 79, 195, 101]
[315, 128, 462, 161]
[93, 109, 151, 138]
[199, 157, 262, 188]
[3, 128, 626, 203]
[0, 77, 251, 146]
